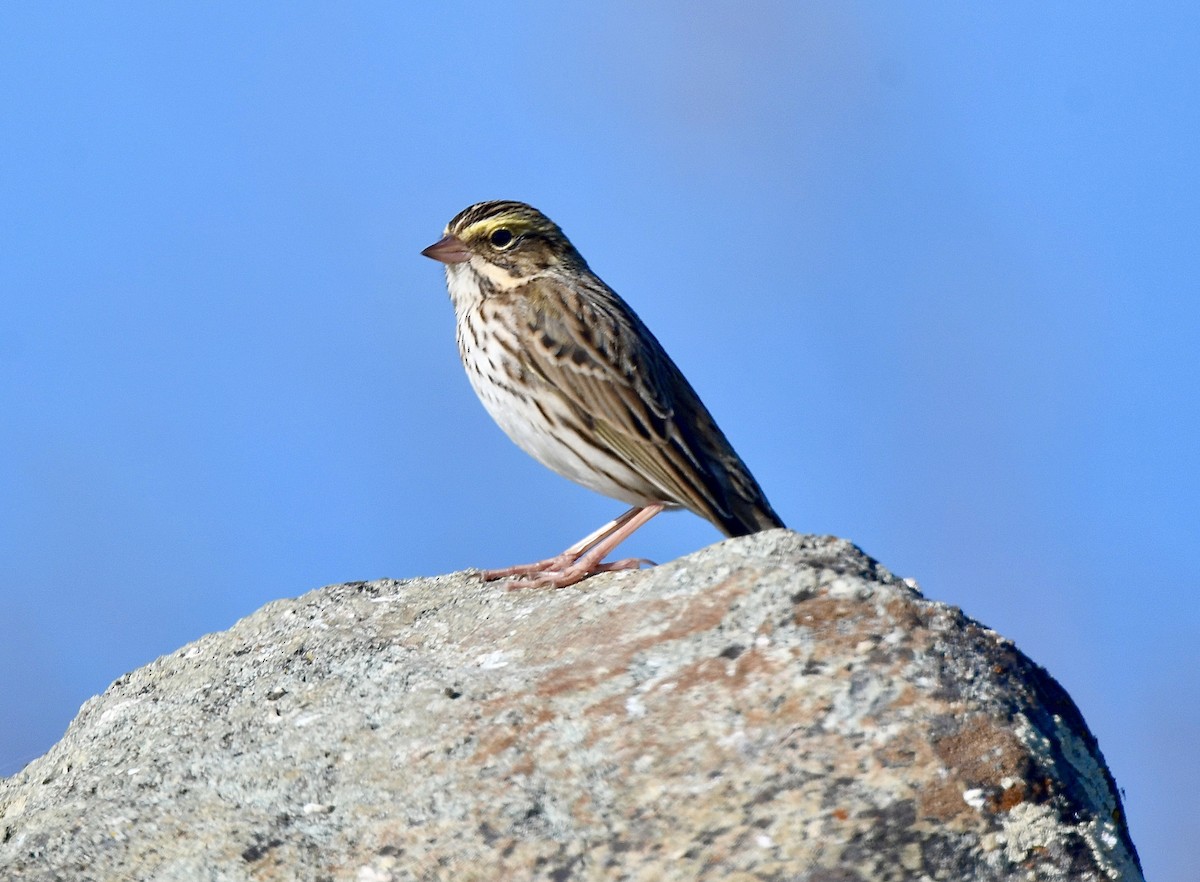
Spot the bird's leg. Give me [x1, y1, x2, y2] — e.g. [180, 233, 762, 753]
[529, 503, 665, 587]
[481, 504, 664, 589]
[479, 506, 642, 579]
[560, 505, 648, 558]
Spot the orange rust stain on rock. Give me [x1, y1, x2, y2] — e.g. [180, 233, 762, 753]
[995, 781, 1027, 811]
[727, 647, 776, 687]
[919, 780, 974, 823]
[886, 684, 920, 710]
[669, 657, 731, 695]
[583, 692, 630, 723]
[915, 713, 1038, 823]
[472, 729, 520, 764]
[655, 645, 779, 702]
[533, 658, 620, 697]
[790, 595, 887, 658]
[533, 575, 751, 698]
[652, 575, 753, 643]
[932, 714, 1031, 786]
[771, 690, 831, 728]
[883, 597, 931, 631]
[832, 807, 849, 821]
[791, 595, 861, 629]
[508, 755, 534, 777]
[987, 776, 1052, 813]
[469, 706, 556, 764]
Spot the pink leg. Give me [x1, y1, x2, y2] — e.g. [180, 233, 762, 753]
[481, 504, 665, 590]
[481, 506, 643, 578]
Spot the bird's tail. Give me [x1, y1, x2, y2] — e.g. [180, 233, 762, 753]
[716, 495, 787, 538]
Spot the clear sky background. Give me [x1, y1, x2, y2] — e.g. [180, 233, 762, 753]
[2, 4, 1195, 879]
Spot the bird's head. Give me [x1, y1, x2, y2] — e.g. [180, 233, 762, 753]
[421, 201, 586, 291]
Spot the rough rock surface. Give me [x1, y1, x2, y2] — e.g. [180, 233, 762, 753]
[0, 531, 1141, 881]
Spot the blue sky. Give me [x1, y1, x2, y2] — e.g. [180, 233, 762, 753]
[2, 5, 1196, 879]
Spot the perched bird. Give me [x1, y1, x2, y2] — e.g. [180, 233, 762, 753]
[422, 200, 785, 589]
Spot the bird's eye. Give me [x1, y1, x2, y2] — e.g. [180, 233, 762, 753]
[489, 228, 515, 249]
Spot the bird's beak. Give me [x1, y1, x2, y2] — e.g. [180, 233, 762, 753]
[421, 234, 471, 265]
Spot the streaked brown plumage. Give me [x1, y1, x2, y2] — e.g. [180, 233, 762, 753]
[423, 200, 784, 588]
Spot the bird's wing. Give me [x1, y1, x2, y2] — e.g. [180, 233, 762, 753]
[517, 275, 750, 530]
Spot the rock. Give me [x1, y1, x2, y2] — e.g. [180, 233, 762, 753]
[0, 531, 1142, 881]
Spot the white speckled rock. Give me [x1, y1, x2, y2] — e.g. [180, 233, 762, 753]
[0, 532, 1142, 881]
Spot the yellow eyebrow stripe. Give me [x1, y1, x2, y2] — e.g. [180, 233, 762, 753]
[460, 216, 537, 241]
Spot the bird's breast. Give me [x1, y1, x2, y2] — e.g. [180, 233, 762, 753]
[454, 304, 662, 508]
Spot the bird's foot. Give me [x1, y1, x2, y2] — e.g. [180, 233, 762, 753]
[498, 556, 655, 591]
[479, 503, 666, 591]
[480, 553, 578, 581]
